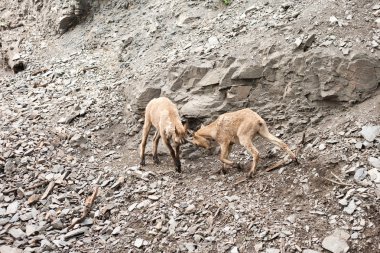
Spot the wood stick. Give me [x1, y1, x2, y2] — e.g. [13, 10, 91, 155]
[324, 177, 354, 187]
[110, 176, 125, 189]
[31, 67, 49, 76]
[265, 159, 291, 172]
[68, 185, 99, 230]
[26, 180, 49, 190]
[40, 170, 71, 200]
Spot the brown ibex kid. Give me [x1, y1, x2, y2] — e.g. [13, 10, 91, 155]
[139, 97, 188, 172]
[191, 108, 297, 177]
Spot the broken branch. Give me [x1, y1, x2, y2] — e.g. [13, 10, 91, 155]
[68, 185, 99, 230]
[323, 177, 354, 187]
[40, 170, 71, 200]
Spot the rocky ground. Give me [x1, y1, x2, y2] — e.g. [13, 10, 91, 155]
[1, 0, 380, 252]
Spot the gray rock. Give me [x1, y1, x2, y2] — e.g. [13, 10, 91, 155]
[0, 246, 22, 253]
[134, 238, 144, 248]
[208, 36, 220, 48]
[26, 224, 39, 236]
[135, 88, 161, 110]
[230, 246, 239, 253]
[360, 125, 380, 142]
[368, 157, 380, 168]
[51, 218, 64, 229]
[286, 214, 297, 223]
[64, 227, 89, 240]
[322, 229, 350, 253]
[266, 248, 280, 253]
[303, 250, 321, 253]
[112, 226, 121, 235]
[343, 199, 356, 214]
[6, 201, 19, 214]
[8, 227, 26, 239]
[231, 64, 264, 79]
[354, 168, 367, 181]
[368, 168, 380, 183]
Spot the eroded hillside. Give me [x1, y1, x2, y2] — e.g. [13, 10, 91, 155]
[0, 0, 380, 252]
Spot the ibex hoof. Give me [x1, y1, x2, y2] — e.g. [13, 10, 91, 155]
[153, 156, 160, 165]
[140, 159, 146, 166]
[175, 160, 181, 173]
[235, 162, 243, 170]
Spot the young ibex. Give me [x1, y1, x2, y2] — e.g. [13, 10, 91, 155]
[139, 97, 188, 172]
[191, 108, 297, 177]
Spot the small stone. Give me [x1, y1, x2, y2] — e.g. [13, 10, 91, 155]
[112, 226, 121, 235]
[8, 228, 26, 239]
[354, 168, 367, 181]
[322, 229, 350, 253]
[134, 238, 144, 248]
[266, 248, 280, 253]
[373, 4, 380, 10]
[208, 36, 220, 48]
[137, 199, 151, 209]
[368, 168, 380, 183]
[341, 48, 350, 56]
[26, 224, 38, 236]
[231, 246, 239, 253]
[184, 204, 196, 214]
[360, 125, 380, 142]
[343, 200, 356, 214]
[355, 142, 363, 149]
[194, 234, 202, 242]
[254, 243, 263, 252]
[338, 198, 348, 206]
[51, 218, 64, 229]
[368, 157, 380, 168]
[28, 194, 40, 205]
[351, 232, 359, 239]
[0, 246, 23, 253]
[6, 201, 19, 214]
[319, 143, 326, 151]
[286, 214, 297, 223]
[329, 16, 338, 24]
[184, 243, 196, 252]
[128, 203, 137, 212]
[64, 227, 88, 240]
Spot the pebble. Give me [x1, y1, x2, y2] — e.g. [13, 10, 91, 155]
[0, 246, 23, 253]
[343, 199, 356, 214]
[319, 143, 326, 151]
[8, 228, 26, 239]
[368, 157, 380, 168]
[64, 227, 89, 240]
[360, 125, 380, 142]
[266, 248, 280, 253]
[322, 229, 350, 253]
[6, 201, 19, 214]
[134, 238, 144, 248]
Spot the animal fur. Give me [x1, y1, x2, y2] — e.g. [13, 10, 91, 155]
[191, 108, 297, 177]
[139, 97, 188, 172]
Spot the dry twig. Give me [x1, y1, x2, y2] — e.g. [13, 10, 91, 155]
[40, 170, 70, 200]
[68, 185, 99, 230]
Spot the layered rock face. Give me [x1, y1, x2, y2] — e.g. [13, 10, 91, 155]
[134, 50, 379, 121]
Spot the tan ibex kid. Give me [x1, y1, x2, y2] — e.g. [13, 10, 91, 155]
[191, 108, 297, 177]
[139, 97, 188, 172]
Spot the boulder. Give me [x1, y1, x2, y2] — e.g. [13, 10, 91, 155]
[171, 63, 213, 91]
[135, 88, 161, 111]
[231, 64, 264, 80]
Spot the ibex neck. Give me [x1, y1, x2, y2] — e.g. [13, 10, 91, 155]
[198, 122, 217, 139]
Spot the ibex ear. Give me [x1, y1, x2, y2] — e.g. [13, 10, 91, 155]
[183, 121, 189, 132]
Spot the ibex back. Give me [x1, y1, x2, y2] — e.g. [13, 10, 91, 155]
[191, 108, 297, 177]
[139, 97, 187, 172]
